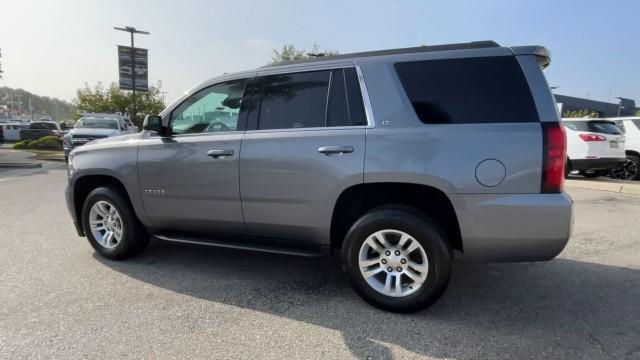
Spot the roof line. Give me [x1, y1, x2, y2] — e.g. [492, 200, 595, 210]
[264, 41, 500, 67]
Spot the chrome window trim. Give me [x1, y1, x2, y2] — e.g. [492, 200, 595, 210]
[157, 64, 375, 137]
[355, 65, 375, 129]
[244, 64, 375, 133]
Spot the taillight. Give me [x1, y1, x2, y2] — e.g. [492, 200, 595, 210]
[579, 133, 606, 142]
[541, 123, 566, 193]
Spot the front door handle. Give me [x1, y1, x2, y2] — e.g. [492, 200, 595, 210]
[207, 149, 235, 158]
[318, 146, 354, 156]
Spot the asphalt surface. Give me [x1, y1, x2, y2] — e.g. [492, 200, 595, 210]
[0, 166, 639, 359]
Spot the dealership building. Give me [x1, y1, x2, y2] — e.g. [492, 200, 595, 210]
[555, 94, 638, 117]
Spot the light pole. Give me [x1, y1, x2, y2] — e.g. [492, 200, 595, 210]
[615, 97, 624, 117]
[113, 26, 149, 124]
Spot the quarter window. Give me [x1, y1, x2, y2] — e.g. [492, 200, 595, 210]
[170, 79, 246, 135]
[394, 56, 539, 124]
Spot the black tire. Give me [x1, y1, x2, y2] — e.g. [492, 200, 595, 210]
[564, 158, 571, 178]
[341, 207, 452, 313]
[610, 154, 640, 181]
[580, 170, 606, 178]
[81, 186, 149, 260]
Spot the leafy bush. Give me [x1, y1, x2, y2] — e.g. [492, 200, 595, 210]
[13, 140, 32, 149]
[13, 136, 62, 151]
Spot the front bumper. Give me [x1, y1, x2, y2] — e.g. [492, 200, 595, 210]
[65, 183, 84, 237]
[570, 157, 626, 171]
[450, 192, 573, 262]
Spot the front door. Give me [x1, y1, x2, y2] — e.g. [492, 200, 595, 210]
[137, 78, 247, 234]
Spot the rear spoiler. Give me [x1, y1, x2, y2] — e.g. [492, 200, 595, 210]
[510, 46, 551, 69]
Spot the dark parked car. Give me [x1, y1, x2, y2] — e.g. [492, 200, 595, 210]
[20, 121, 64, 140]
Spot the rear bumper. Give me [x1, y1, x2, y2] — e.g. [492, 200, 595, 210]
[570, 157, 626, 171]
[450, 192, 573, 262]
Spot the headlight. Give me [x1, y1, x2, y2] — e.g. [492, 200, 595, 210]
[67, 151, 75, 178]
[63, 135, 71, 147]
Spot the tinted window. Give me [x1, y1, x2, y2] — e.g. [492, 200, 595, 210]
[344, 68, 367, 126]
[170, 79, 246, 135]
[588, 120, 622, 135]
[257, 71, 330, 130]
[563, 120, 622, 135]
[394, 56, 538, 124]
[326, 69, 349, 127]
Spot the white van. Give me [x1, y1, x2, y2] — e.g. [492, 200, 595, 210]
[0, 123, 29, 141]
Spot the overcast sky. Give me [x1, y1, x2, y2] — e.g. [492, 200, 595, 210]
[0, 0, 638, 106]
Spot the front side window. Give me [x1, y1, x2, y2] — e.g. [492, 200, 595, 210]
[170, 79, 246, 135]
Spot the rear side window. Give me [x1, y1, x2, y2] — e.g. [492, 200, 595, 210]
[251, 68, 367, 130]
[257, 71, 330, 130]
[326, 68, 368, 127]
[394, 56, 539, 124]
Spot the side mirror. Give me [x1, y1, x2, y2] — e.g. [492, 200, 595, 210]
[142, 115, 168, 136]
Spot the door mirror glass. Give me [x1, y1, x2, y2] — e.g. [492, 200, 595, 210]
[143, 115, 164, 134]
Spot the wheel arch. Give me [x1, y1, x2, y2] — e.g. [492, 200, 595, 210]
[626, 150, 640, 158]
[72, 174, 141, 235]
[330, 182, 462, 253]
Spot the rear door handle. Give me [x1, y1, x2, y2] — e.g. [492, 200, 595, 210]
[318, 146, 355, 155]
[207, 149, 235, 158]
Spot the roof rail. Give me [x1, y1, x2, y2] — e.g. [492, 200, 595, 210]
[266, 41, 501, 67]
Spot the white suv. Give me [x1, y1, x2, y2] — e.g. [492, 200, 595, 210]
[609, 117, 640, 180]
[563, 118, 626, 178]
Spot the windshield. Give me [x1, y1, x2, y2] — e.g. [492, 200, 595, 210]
[75, 117, 119, 130]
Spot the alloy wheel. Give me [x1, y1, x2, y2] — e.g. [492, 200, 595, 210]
[358, 229, 429, 297]
[611, 158, 638, 181]
[89, 200, 124, 249]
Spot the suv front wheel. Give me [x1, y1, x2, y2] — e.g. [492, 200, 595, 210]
[81, 186, 149, 260]
[341, 208, 452, 313]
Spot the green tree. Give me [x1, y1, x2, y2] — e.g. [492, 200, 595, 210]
[73, 82, 165, 127]
[270, 44, 339, 65]
[562, 109, 598, 118]
[636, 110, 640, 116]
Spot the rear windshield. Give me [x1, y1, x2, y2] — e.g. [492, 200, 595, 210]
[394, 56, 539, 124]
[563, 120, 622, 135]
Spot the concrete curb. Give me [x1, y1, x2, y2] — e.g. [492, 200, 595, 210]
[0, 162, 42, 169]
[566, 179, 640, 196]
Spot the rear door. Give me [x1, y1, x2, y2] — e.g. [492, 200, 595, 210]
[137, 78, 247, 234]
[239, 67, 367, 245]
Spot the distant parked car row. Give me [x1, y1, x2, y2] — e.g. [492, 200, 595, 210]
[63, 113, 138, 162]
[563, 117, 640, 180]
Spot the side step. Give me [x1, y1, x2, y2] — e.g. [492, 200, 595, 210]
[152, 232, 329, 258]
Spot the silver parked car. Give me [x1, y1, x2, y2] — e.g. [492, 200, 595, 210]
[65, 41, 572, 312]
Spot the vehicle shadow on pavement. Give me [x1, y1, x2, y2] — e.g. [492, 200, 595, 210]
[95, 240, 640, 359]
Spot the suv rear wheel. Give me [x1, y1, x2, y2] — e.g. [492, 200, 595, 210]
[341, 208, 451, 313]
[81, 186, 149, 260]
[610, 154, 639, 181]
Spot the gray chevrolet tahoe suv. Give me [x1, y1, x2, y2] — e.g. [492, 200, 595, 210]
[65, 41, 573, 312]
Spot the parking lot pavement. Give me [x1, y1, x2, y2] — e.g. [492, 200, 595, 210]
[0, 169, 639, 360]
